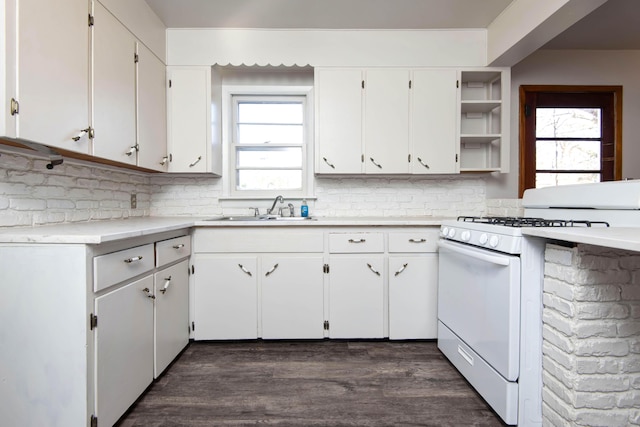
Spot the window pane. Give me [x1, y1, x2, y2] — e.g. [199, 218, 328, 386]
[238, 102, 303, 124]
[237, 147, 302, 168]
[536, 108, 601, 138]
[237, 170, 302, 191]
[238, 124, 303, 145]
[536, 173, 600, 188]
[536, 140, 601, 170]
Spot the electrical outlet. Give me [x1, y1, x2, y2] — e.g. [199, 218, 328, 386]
[130, 193, 137, 209]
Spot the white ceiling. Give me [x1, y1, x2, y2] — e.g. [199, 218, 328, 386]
[144, 0, 640, 49]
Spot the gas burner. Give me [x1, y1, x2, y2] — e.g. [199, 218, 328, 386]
[457, 216, 610, 228]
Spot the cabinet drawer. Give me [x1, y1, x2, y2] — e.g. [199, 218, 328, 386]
[388, 231, 439, 253]
[94, 244, 154, 292]
[194, 229, 323, 253]
[156, 235, 191, 267]
[329, 233, 384, 253]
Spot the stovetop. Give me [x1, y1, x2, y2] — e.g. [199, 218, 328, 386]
[457, 216, 611, 228]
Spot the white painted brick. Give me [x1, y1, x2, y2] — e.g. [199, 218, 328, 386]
[543, 370, 575, 404]
[0, 152, 31, 170]
[544, 324, 575, 354]
[8, 171, 46, 186]
[618, 321, 640, 338]
[543, 309, 574, 337]
[622, 284, 640, 300]
[575, 410, 631, 427]
[544, 277, 576, 301]
[544, 356, 576, 389]
[575, 284, 622, 302]
[47, 175, 77, 187]
[576, 357, 621, 375]
[33, 212, 66, 225]
[577, 254, 621, 271]
[617, 389, 640, 407]
[574, 339, 629, 357]
[10, 198, 46, 211]
[0, 182, 29, 195]
[32, 186, 66, 198]
[0, 214, 31, 227]
[574, 321, 617, 339]
[631, 339, 640, 354]
[573, 391, 616, 409]
[574, 268, 631, 286]
[546, 247, 574, 266]
[544, 292, 575, 318]
[542, 387, 576, 422]
[76, 178, 100, 189]
[632, 375, 640, 389]
[47, 199, 76, 209]
[574, 375, 630, 392]
[630, 409, 640, 425]
[576, 302, 629, 320]
[620, 256, 640, 270]
[0, 197, 8, 210]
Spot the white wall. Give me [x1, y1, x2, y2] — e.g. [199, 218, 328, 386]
[488, 49, 640, 199]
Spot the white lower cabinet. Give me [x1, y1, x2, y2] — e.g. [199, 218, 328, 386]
[193, 255, 259, 340]
[261, 255, 325, 339]
[328, 255, 385, 338]
[95, 275, 155, 427]
[154, 259, 190, 376]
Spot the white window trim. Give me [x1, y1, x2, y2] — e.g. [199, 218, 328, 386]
[221, 85, 315, 200]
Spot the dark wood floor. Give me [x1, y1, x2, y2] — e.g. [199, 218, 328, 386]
[118, 340, 506, 427]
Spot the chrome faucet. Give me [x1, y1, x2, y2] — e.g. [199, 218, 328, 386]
[267, 195, 284, 215]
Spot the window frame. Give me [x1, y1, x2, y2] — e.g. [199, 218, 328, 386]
[519, 85, 622, 197]
[221, 85, 315, 200]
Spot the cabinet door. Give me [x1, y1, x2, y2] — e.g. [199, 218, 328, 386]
[389, 254, 438, 339]
[95, 275, 154, 427]
[167, 67, 211, 172]
[315, 68, 363, 173]
[16, 0, 90, 152]
[154, 260, 189, 377]
[328, 255, 384, 338]
[364, 69, 410, 173]
[137, 43, 168, 171]
[193, 254, 258, 340]
[261, 255, 325, 339]
[411, 69, 458, 174]
[92, 2, 137, 164]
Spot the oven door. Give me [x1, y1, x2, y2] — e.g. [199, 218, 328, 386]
[437, 239, 521, 381]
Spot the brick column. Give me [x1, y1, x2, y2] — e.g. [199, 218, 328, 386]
[542, 243, 640, 426]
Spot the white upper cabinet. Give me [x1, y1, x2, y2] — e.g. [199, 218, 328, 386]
[458, 68, 510, 173]
[137, 43, 168, 171]
[92, 1, 137, 165]
[5, 0, 91, 153]
[410, 69, 458, 174]
[314, 68, 363, 174]
[364, 68, 410, 174]
[167, 66, 221, 174]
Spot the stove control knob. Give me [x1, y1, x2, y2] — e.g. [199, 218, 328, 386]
[441, 227, 449, 237]
[489, 235, 500, 248]
[461, 231, 471, 242]
[447, 228, 456, 238]
[478, 233, 488, 245]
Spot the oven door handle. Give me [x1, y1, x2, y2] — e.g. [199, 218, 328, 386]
[437, 240, 510, 267]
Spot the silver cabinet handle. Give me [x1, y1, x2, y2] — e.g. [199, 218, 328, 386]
[142, 287, 155, 299]
[265, 263, 279, 277]
[172, 244, 185, 250]
[369, 157, 383, 169]
[125, 144, 139, 156]
[124, 256, 143, 263]
[417, 157, 430, 169]
[160, 156, 169, 166]
[10, 98, 19, 116]
[394, 263, 408, 277]
[322, 157, 336, 169]
[409, 238, 426, 243]
[160, 276, 172, 294]
[238, 264, 252, 277]
[189, 156, 202, 167]
[72, 127, 92, 142]
[366, 263, 381, 276]
[348, 238, 366, 243]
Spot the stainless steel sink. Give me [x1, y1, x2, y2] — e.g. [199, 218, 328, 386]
[205, 215, 315, 222]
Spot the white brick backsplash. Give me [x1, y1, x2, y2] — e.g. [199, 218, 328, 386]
[0, 149, 150, 227]
[542, 243, 640, 426]
[485, 198, 523, 217]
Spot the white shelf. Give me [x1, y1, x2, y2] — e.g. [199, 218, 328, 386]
[461, 134, 501, 144]
[461, 100, 501, 114]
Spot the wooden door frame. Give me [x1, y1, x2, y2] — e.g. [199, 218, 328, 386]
[519, 85, 623, 197]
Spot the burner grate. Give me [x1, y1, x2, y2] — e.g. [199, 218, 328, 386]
[457, 216, 610, 228]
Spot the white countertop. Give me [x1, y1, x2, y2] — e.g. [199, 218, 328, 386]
[0, 216, 447, 244]
[523, 227, 640, 252]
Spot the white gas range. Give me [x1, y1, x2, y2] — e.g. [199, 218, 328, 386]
[437, 180, 640, 426]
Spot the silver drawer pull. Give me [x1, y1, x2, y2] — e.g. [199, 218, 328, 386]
[238, 264, 252, 277]
[394, 263, 408, 276]
[417, 157, 430, 169]
[189, 156, 202, 167]
[348, 238, 366, 243]
[366, 263, 381, 276]
[172, 244, 185, 250]
[124, 256, 143, 263]
[160, 276, 172, 294]
[322, 157, 336, 169]
[265, 263, 279, 277]
[142, 287, 155, 299]
[125, 144, 139, 156]
[72, 127, 91, 142]
[369, 157, 383, 169]
[409, 238, 426, 243]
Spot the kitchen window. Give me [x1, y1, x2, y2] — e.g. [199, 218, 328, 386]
[225, 90, 313, 199]
[519, 86, 622, 196]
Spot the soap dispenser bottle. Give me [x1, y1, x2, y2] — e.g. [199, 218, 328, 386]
[301, 199, 309, 217]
